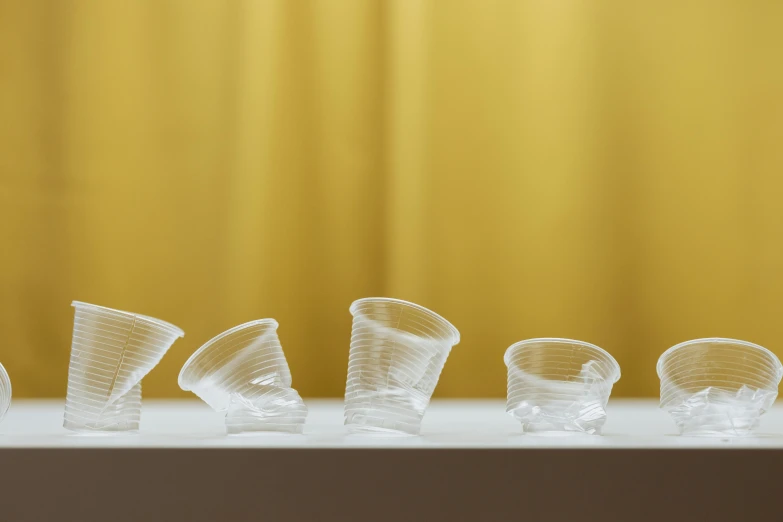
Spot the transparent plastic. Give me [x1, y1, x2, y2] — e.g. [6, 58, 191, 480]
[657, 338, 783, 436]
[64, 301, 184, 433]
[344, 298, 460, 436]
[505, 338, 621, 435]
[178, 319, 307, 434]
[0, 362, 10, 424]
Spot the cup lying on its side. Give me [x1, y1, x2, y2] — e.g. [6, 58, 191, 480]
[64, 301, 184, 433]
[179, 319, 307, 434]
[505, 338, 621, 435]
[658, 338, 783, 437]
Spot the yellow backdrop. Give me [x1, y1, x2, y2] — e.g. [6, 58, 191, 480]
[2, 1, 782, 398]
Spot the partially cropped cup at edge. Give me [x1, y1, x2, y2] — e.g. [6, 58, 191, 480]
[64, 301, 184, 433]
[344, 297, 460, 436]
[657, 338, 783, 437]
[0, 362, 10, 424]
[179, 319, 307, 435]
[504, 338, 621, 435]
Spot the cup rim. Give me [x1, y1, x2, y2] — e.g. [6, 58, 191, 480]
[504, 337, 621, 382]
[656, 337, 782, 378]
[72, 301, 184, 338]
[178, 319, 279, 390]
[349, 297, 460, 345]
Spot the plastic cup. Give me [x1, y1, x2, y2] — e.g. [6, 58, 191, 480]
[657, 338, 783, 436]
[178, 319, 307, 434]
[64, 301, 183, 433]
[0, 362, 10, 424]
[344, 298, 460, 436]
[504, 338, 621, 435]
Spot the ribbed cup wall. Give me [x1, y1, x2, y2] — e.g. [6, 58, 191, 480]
[64, 301, 183, 433]
[344, 298, 460, 436]
[0, 362, 10, 424]
[657, 338, 783, 436]
[505, 338, 621, 435]
[178, 320, 307, 434]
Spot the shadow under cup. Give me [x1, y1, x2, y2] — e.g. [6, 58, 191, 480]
[344, 298, 460, 436]
[505, 339, 621, 435]
[658, 338, 783, 437]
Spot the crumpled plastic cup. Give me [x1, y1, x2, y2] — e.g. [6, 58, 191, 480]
[344, 298, 460, 436]
[658, 338, 783, 436]
[505, 338, 621, 435]
[0, 362, 10, 424]
[64, 301, 183, 433]
[178, 319, 307, 434]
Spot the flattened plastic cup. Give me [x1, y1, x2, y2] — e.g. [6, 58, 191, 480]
[504, 338, 621, 435]
[0, 362, 10, 424]
[344, 298, 460, 436]
[178, 319, 307, 434]
[657, 338, 783, 436]
[64, 301, 183, 433]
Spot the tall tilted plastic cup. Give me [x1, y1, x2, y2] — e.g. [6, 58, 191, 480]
[505, 338, 621, 435]
[658, 338, 783, 436]
[179, 319, 307, 434]
[64, 301, 183, 433]
[0, 362, 10, 424]
[344, 298, 460, 436]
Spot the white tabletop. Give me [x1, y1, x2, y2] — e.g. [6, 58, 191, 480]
[3, 398, 783, 449]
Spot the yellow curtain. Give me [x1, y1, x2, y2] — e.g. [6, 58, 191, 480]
[2, 1, 782, 398]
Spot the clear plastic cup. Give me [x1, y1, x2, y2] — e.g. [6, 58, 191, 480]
[344, 298, 460, 436]
[504, 338, 621, 435]
[178, 319, 307, 434]
[0, 362, 10, 424]
[657, 337, 783, 436]
[64, 301, 184, 433]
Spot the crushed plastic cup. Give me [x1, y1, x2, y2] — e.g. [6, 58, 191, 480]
[0, 362, 10, 424]
[64, 301, 183, 433]
[344, 297, 460, 436]
[504, 338, 621, 435]
[178, 319, 307, 434]
[657, 337, 783, 436]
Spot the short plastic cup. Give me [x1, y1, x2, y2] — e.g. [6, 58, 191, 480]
[0, 362, 10, 424]
[504, 338, 621, 435]
[178, 319, 307, 434]
[344, 298, 460, 436]
[657, 338, 783, 436]
[64, 301, 183, 433]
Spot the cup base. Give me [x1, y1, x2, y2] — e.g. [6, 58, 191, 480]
[224, 389, 308, 435]
[227, 428, 303, 436]
[507, 400, 608, 436]
[518, 426, 599, 437]
[678, 428, 756, 438]
[345, 423, 416, 437]
[344, 409, 422, 436]
[664, 387, 775, 437]
[226, 422, 305, 435]
[63, 424, 139, 435]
